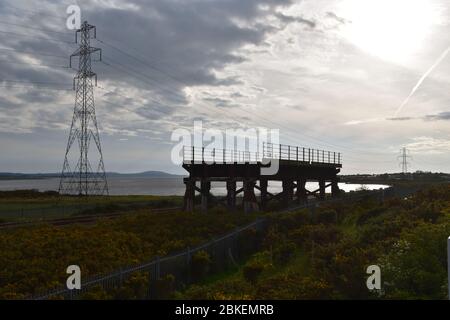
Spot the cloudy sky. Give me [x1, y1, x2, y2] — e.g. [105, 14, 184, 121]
[0, 0, 449, 174]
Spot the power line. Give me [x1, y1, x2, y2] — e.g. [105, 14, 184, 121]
[0, 47, 69, 59]
[3, 3, 65, 20]
[0, 29, 74, 44]
[0, 59, 70, 69]
[94, 38, 394, 157]
[0, 83, 72, 91]
[0, 21, 72, 36]
[0, 79, 71, 86]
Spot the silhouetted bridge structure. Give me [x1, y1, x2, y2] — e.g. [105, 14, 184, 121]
[182, 143, 342, 213]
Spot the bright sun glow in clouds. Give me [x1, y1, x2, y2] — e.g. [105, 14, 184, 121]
[338, 0, 441, 64]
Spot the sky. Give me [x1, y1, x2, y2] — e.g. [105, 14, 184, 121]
[0, 0, 449, 175]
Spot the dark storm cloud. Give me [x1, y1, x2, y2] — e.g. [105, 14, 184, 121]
[0, 0, 306, 129]
[81, 0, 296, 92]
[0, 0, 313, 142]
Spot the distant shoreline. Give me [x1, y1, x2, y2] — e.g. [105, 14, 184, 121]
[0, 171, 184, 181]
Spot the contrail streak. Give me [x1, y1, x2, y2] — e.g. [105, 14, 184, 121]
[394, 46, 450, 116]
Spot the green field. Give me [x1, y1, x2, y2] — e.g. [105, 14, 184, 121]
[0, 190, 183, 223]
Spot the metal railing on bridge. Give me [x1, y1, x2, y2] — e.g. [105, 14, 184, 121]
[182, 142, 341, 166]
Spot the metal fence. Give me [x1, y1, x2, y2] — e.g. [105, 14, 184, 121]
[32, 218, 266, 300]
[182, 142, 342, 165]
[31, 186, 408, 300]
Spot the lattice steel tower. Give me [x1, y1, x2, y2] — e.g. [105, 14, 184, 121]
[398, 147, 412, 175]
[59, 21, 108, 196]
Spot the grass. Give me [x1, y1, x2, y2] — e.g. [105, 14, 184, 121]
[0, 190, 183, 222]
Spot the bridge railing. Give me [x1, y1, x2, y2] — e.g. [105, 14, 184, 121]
[182, 143, 341, 165]
[182, 146, 261, 164]
[263, 142, 341, 165]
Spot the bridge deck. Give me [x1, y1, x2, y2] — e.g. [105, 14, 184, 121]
[181, 143, 343, 213]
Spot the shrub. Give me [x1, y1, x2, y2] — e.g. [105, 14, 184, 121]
[80, 285, 111, 300]
[155, 274, 175, 299]
[191, 250, 212, 281]
[273, 241, 296, 265]
[316, 209, 337, 224]
[237, 227, 259, 257]
[243, 261, 265, 284]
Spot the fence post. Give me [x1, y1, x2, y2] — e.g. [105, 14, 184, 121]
[192, 146, 195, 163]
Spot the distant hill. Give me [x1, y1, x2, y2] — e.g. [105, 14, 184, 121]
[107, 171, 182, 178]
[0, 171, 183, 180]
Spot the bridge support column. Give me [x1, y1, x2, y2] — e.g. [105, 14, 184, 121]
[226, 180, 236, 211]
[183, 179, 195, 212]
[260, 179, 268, 210]
[200, 180, 211, 213]
[296, 179, 307, 204]
[319, 180, 326, 200]
[282, 179, 294, 207]
[243, 179, 258, 214]
[331, 179, 340, 198]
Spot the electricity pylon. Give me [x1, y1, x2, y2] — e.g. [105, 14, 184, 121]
[397, 147, 412, 174]
[59, 21, 108, 196]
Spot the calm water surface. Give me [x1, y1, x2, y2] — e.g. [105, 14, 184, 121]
[0, 177, 389, 196]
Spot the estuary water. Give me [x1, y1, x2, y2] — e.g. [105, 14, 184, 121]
[0, 176, 389, 196]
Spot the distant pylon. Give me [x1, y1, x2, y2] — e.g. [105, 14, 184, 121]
[397, 147, 412, 174]
[59, 21, 108, 196]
